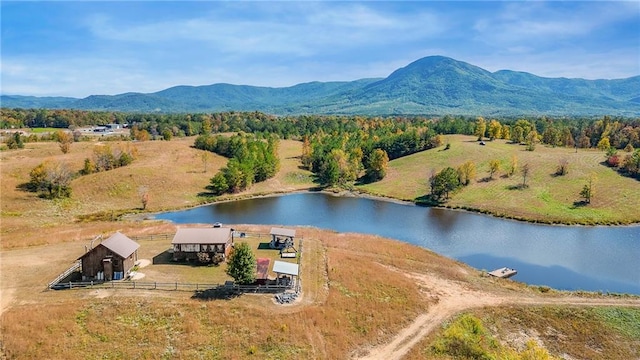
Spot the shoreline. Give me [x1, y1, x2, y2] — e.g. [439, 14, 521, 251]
[134, 188, 640, 227]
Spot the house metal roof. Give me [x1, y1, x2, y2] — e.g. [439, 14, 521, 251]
[272, 261, 299, 276]
[171, 227, 232, 245]
[270, 227, 296, 238]
[100, 232, 140, 258]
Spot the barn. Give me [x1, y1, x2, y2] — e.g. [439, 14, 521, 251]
[78, 232, 140, 281]
[171, 227, 233, 262]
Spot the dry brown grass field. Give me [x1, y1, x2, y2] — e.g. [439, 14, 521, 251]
[0, 137, 313, 249]
[2, 225, 639, 359]
[2, 135, 640, 359]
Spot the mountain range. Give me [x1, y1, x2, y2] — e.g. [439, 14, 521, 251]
[2, 56, 639, 116]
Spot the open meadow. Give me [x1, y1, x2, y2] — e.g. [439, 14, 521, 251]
[2, 134, 640, 359]
[359, 134, 640, 225]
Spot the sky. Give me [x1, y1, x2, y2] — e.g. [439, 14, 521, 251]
[1, 1, 639, 98]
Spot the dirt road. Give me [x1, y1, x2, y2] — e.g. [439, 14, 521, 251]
[356, 267, 640, 360]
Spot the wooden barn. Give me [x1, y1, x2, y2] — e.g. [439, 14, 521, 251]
[78, 232, 140, 281]
[171, 227, 233, 262]
[269, 227, 296, 250]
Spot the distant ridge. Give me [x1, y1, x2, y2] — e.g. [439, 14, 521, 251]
[2, 56, 639, 116]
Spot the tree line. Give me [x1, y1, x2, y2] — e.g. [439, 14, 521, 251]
[194, 133, 280, 195]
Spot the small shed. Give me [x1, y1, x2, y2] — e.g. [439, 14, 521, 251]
[272, 260, 299, 288]
[171, 227, 233, 262]
[270, 227, 296, 250]
[78, 232, 140, 281]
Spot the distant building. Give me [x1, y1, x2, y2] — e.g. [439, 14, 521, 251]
[78, 232, 140, 281]
[171, 227, 234, 262]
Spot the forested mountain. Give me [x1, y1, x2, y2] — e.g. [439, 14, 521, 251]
[2, 56, 639, 116]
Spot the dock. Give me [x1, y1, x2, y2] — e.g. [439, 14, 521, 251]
[488, 267, 517, 278]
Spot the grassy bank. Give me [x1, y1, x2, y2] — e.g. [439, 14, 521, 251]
[359, 134, 640, 225]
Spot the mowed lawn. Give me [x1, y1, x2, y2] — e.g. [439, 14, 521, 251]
[360, 134, 640, 224]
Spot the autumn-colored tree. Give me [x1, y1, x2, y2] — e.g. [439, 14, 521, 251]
[457, 161, 476, 186]
[508, 155, 518, 177]
[597, 137, 611, 151]
[488, 119, 502, 141]
[301, 136, 312, 170]
[28, 160, 72, 199]
[475, 117, 486, 141]
[488, 159, 501, 179]
[56, 130, 74, 154]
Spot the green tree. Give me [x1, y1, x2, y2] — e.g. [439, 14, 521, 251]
[580, 175, 596, 204]
[511, 126, 524, 144]
[430, 167, 461, 201]
[208, 173, 229, 195]
[226, 242, 256, 285]
[365, 148, 389, 181]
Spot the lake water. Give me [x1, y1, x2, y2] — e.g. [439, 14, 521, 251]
[155, 192, 640, 295]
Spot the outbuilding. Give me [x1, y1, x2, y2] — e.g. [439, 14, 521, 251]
[269, 227, 296, 250]
[272, 260, 299, 288]
[78, 232, 140, 281]
[171, 227, 233, 262]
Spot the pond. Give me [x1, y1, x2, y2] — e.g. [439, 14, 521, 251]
[155, 192, 640, 295]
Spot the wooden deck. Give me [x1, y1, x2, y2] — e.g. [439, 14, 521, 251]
[488, 267, 517, 278]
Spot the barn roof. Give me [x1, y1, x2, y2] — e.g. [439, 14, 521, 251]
[100, 232, 140, 258]
[171, 227, 232, 245]
[272, 261, 299, 276]
[270, 227, 296, 238]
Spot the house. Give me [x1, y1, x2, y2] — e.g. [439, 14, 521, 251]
[78, 232, 140, 281]
[171, 227, 233, 262]
[269, 227, 296, 250]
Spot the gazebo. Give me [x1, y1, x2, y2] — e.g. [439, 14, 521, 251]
[269, 227, 296, 250]
[272, 260, 299, 289]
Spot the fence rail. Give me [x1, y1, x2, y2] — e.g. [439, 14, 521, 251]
[49, 280, 291, 293]
[47, 261, 81, 289]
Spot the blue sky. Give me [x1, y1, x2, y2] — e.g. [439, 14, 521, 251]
[1, 1, 639, 97]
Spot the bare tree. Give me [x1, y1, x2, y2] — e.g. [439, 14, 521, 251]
[521, 163, 531, 188]
[556, 158, 569, 176]
[138, 186, 150, 210]
[201, 151, 212, 173]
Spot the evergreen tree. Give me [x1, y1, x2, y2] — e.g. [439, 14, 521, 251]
[226, 242, 256, 285]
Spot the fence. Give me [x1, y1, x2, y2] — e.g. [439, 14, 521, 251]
[49, 280, 291, 293]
